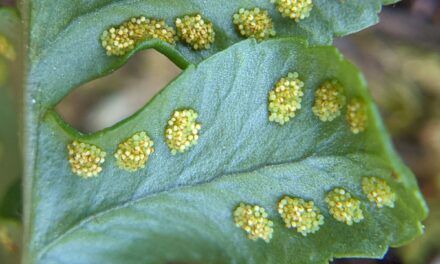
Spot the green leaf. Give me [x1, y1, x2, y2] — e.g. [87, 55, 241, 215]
[25, 0, 396, 107]
[25, 38, 426, 264]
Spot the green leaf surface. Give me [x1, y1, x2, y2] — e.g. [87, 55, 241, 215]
[25, 38, 426, 264]
[26, 0, 395, 107]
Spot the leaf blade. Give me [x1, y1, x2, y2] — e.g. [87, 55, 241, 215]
[29, 38, 426, 264]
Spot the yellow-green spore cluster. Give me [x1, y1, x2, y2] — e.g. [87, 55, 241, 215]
[0, 35, 16, 61]
[101, 16, 176, 56]
[271, 0, 313, 22]
[67, 141, 107, 178]
[233, 203, 274, 242]
[278, 196, 324, 236]
[312, 80, 346, 122]
[175, 14, 215, 50]
[325, 188, 364, 225]
[165, 109, 201, 155]
[114, 132, 155, 172]
[233, 8, 276, 41]
[268, 72, 305, 125]
[362, 177, 396, 208]
[346, 99, 368, 134]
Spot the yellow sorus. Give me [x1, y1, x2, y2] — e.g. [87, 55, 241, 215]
[233, 8, 276, 41]
[175, 14, 215, 50]
[233, 203, 274, 242]
[101, 16, 176, 56]
[362, 177, 396, 208]
[67, 141, 107, 178]
[0, 35, 16, 61]
[346, 99, 368, 134]
[278, 196, 324, 236]
[312, 80, 346, 122]
[142, 19, 177, 44]
[268, 72, 305, 125]
[271, 0, 313, 22]
[165, 109, 201, 155]
[114, 132, 155, 172]
[325, 188, 364, 225]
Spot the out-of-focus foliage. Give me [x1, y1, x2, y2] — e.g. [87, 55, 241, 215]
[400, 199, 440, 264]
[0, 7, 22, 264]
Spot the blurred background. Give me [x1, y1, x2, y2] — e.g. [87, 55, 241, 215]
[0, 0, 439, 263]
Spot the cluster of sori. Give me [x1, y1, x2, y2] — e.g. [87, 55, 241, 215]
[100, 1, 315, 55]
[66, 108, 201, 178]
[234, 178, 396, 242]
[64, 67, 390, 242]
[69, 0, 388, 244]
[101, 14, 215, 55]
[268, 73, 368, 134]
[66, 70, 367, 178]
[101, 16, 177, 56]
[233, 73, 375, 242]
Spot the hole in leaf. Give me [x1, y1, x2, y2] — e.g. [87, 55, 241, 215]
[55, 49, 182, 133]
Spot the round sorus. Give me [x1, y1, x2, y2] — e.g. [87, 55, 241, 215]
[278, 196, 324, 236]
[312, 80, 346, 122]
[175, 14, 215, 50]
[362, 177, 396, 208]
[67, 141, 107, 178]
[271, 0, 314, 22]
[165, 109, 201, 155]
[268, 72, 305, 125]
[233, 203, 274, 242]
[114, 132, 155, 172]
[325, 188, 364, 225]
[233, 8, 276, 41]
